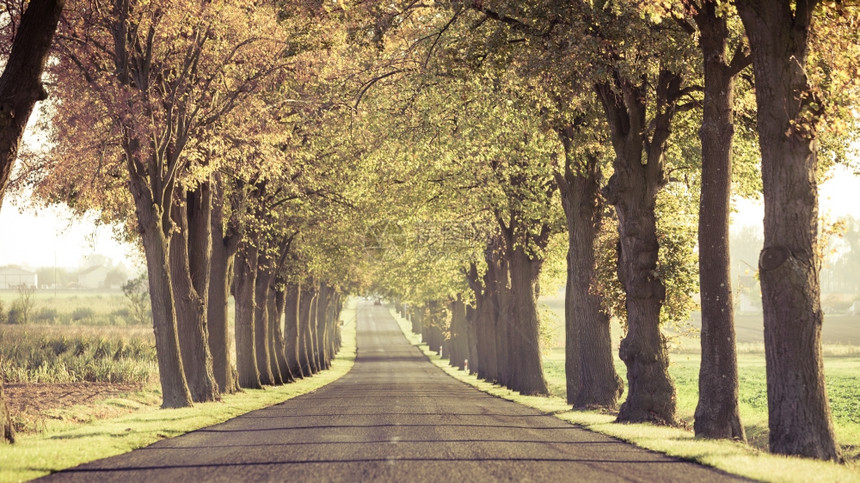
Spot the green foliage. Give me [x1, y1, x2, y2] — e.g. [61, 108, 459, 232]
[656, 185, 699, 328]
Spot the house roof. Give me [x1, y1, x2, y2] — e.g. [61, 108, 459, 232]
[78, 265, 110, 276]
[0, 266, 36, 276]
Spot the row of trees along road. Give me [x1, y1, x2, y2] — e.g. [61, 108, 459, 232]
[1, 0, 859, 465]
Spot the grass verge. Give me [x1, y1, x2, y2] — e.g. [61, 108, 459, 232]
[0, 298, 357, 483]
[388, 307, 860, 483]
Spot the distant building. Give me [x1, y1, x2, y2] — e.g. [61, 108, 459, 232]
[77, 265, 111, 289]
[0, 267, 38, 289]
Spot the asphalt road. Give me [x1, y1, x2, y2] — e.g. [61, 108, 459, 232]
[42, 302, 744, 482]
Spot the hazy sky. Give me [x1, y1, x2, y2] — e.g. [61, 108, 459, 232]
[0, 201, 141, 270]
[0, 165, 858, 271]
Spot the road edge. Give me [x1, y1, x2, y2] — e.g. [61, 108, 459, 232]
[386, 306, 859, 483]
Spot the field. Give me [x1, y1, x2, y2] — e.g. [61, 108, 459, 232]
[539, 295, 860, 462]
[0, 291, 159, 435]
[0, 290, 140, 326]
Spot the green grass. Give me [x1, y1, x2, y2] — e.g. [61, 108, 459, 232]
[388, 306, 860, 483]
[0, 298, 357, 483]
[544, 349, 860, 463]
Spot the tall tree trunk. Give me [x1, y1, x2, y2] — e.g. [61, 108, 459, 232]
[208, 177, 238, 394]
[284, 283, 304, 378]
[555, 139, 623, 409]
[558, 135, 622, 408]
[449, 297, 468, 370]
[693, 2, 746, 441]
[596, 75, 679, 425]
[171, 193, 218, 403]
[491, 255, 512, 388]
[139, 216, 193, 408]
[506, 246, 549, 396]
[1, 359, 14, 444]
[271, 284, 294, 382]
[125, 160, 194, 409]
[468, 253, 500, 383]
[410, 304, 423, 334]
[308, 287, 321, 373]
[253, 262, 277, 385]
[736, 0, 840, 461]
[233, 246, 261, 389]
[0, 0, 64, 206]
[331, 293, 341, 358]
[0, 0, 66, 436]
[298, 285, 316, 376]
[315, 285, 331, 370]
[465, 304, 479, 375]
[264, 282, 285, 385]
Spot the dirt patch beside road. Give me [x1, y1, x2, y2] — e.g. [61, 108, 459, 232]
[5, 382, 158, 433]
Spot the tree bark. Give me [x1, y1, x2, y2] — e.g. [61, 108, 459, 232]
[298, 285, 317, 375]
[410, 303, 423, 334]
[465, 304, 479, 375]
[448, 297, 469, 370]
[284, 283, 304, 378]
[496, 255, 516, 388]
[208, 177, 239, 394]
[505, 245, 549, 396]
[253, 262, 277, 385]
[233, 246, 262, 389]
[555, 132, 623, 409]
[271, 284, 294, 382]
[0, 0, 65, 207]
[137, 210, 193, 408]
[736, 0, 841, 461]
[596, 75, 678, 425]
[308, 286, 322, 372]
[315, 285, 332, 370]
[692, 2, 746, 441]
[170, 194, 218, 403]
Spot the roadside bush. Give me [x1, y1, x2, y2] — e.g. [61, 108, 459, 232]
[0, 299, 6, 324]
[33, 308, 59, 324]
[8, 302, 26, 325]
[71, 307, 96, 321]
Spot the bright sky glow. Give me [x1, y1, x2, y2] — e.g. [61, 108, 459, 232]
[0, 201, 141, 270]
[732, 164, 860, 231]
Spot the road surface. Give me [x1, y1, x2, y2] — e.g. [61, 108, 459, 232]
[42, 302, 744, 482]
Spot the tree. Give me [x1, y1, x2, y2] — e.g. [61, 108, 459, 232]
[678, 0, 751, 441]
[554, 120, 624, 409]
[122, 273, 151, 326]
[46, 0, 290, 407]
[0, 0, 65, 443]
[584, 4, 698, 425]
[734, 0, 846, 460]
